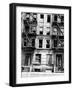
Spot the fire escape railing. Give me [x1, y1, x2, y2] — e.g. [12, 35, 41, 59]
[52, 21, 64, 48]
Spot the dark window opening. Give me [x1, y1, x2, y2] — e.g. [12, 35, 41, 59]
[40, 31, 43, 35]
[39, 39, 43, 48]
[32, 39, 35, 47]
[47, 15, 51, 22]
[33, 13, 37, 15]
[26, 17, 30, 20]
[60, 22, 64, 26]
[24, 38, 27, 46]
[47, 32, 50, 35]
[54, 40, 57, 47]
[33, 18, 36, 21]
[32, 31, 36, 33]
[61, 16, 64, 22]
[40, 14, 44, 19]
[54, 15, 57, 22]
[46, 40, 50, 48]
[26, 13, 30, 14]
[24, 41, 26, 46]
[25, 25, 29, 32]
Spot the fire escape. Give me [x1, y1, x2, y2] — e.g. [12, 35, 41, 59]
[51, 15, 64, 52]
[22, 13, 37, 52]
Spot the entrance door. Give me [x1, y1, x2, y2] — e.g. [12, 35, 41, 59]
[56, 54, 63, 71]
[24, 54, 31, 66]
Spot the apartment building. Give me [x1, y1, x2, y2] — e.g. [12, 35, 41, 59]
[21, 12, 64, 73]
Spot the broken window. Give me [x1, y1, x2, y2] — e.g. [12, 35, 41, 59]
[36, 54, 41, 64]
[46, 40, 50, 48]
[47, 15, 51, 22]
[39, 39, 43, 48]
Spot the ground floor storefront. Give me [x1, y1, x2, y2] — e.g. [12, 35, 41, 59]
[21, 49, 64, 73]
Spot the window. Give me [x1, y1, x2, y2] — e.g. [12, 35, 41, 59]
[31, 26, 36, 33]
[53, 28, 57, 35]
[23, 39, 27, 46]
[33, 13, 37, 18]
[24, 41, 26, 46]
[32, 39, 35, 47]
[40, 31, 43, 35]
[54, 39, 57, 47]
[47, 15, 51, 22]
[58, 39, 64, 47]
[61, 16, 64, 22]
[61, 15, 64, 26]
[36, 54, 41, 64]
[40, 14, 44, 19]
[40, 27, 43, 30]
[46, 54, 52, 66]
[39, 39, 43, 48]
[46, 40, 50, 48]
[47, 31, 50, 35]
[26, 13, 30, 20]
[54, 15, 57, 22]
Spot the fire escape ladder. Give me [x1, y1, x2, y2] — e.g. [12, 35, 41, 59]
[24, 20, 31, 45]
[56, 23, 64, 47]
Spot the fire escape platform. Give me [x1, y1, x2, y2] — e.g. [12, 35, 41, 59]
[51, 48, 64, 52]
[51, 35, 64, 39]
[22, 47, 36, 52]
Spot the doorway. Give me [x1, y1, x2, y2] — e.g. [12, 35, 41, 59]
[56, 54, 64, 72]
[24, 54, 32, 66]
